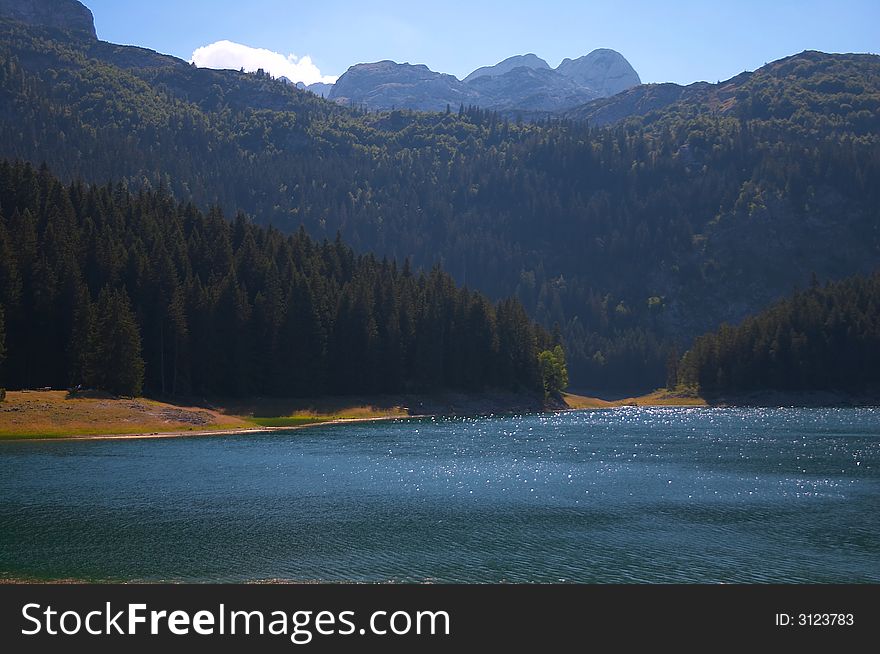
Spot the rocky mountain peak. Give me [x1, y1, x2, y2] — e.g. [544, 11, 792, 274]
[556, 48, 641, 96]
[463, 53, 551, 83]
[329, 61, 472, 111]
[0, 0, 97, 39]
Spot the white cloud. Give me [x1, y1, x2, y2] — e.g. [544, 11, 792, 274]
[190, 40, 337, 86]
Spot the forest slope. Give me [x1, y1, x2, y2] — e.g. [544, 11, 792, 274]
[0, 161, 551, 398]
[0, 14, 878, 390]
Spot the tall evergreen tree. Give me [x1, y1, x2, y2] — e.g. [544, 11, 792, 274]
[68, 283, 93, 386]
[0, 303, 6, 372]
[88, 286, 145, 396]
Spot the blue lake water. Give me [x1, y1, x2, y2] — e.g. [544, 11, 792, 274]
[1, 407, 878, 583]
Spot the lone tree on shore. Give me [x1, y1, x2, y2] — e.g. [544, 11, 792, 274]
[539, 345, 569, 398]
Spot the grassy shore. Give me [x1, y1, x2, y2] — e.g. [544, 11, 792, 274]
[6, 386, 871, 442]
[0, 391, 252, 439]
[563, 389, 708, 409]
[1, 388, 670, 441]
[0, 389, 555, 441]
[0, 390, 415, 440]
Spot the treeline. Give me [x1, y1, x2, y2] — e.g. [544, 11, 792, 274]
[677, 273, 880, 394]
[0, 161, 554, 397]
[1, 21, 879, 390]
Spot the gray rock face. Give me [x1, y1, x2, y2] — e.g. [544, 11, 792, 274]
[329, 60, 477, 112]
[556, 48, 641, 96]
[467, 66, 599, 111]
[0, 0, 96, 39]
[330, 49, 640, 114]
[463, 53, 550, 83]
[305, 82, 334, 97]
[293, 81, 333, 96]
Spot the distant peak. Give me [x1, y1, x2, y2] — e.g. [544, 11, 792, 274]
[555, 49, 641, 95]
[0, 0, 97, 39]
[346, 60, 430, 72]
[507, 53, 547, 64]
[464, 53, 551, 83]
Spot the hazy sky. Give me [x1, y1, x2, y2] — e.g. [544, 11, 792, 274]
[85, 0, 878, 85]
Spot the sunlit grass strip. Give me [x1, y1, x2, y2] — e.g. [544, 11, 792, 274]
[244, 416, 336, 428]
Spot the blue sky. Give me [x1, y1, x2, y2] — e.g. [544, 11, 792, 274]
[85, 0, 878, 85]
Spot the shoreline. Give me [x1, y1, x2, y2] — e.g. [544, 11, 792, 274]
[0, 391, 694, 443]
[0, 389, 546, 442]
[2, 388, 877, 444]
[0, 414, 430, 444]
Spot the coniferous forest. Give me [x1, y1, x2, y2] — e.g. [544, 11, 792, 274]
[677, 273, 880, 395]
[0, 161, 551, 397]
[0, 16, 878, 394]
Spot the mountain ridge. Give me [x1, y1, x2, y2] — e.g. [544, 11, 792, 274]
[0, 0, 642, 115]
[567, 50, 880, 126]
[329, 48, 641, 112]
[463, 53, 551, 83]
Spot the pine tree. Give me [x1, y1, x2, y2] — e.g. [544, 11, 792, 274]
[0, 303, 6, 371]
[0, 303, 4, 400]
[68, 283, 94, 387]
[89, 286, 145, 396]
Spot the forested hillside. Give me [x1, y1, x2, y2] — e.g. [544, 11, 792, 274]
[568, 50, 880, 130]
[0, 161, 550, 397]
[677, 273, 880, 394]
[1, 16, 878, 391]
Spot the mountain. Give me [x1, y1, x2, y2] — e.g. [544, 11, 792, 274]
[564, 67, 762, 127]
[556, 48, 641, 96]
[463, 53, 550, 83]
[294, 80, 334, 97]
[0, 0, 95, 39]
[329, 48, 640, 113]
[465, 66, 599, 112]
[0, 4, 878, 391]
[564, 82, 708, 126]
[305, 81, 333, 96]
[329, 60, 474, 112]
[567, 50, 880, 128]
[257, 50, 636, 114]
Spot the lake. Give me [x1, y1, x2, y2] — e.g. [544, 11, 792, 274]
[1, 407, 878, 583]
